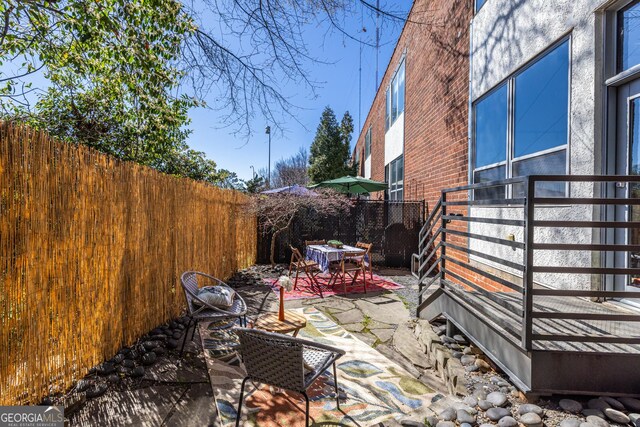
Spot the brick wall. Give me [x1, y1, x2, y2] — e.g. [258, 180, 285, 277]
[355, 0, 514, 293]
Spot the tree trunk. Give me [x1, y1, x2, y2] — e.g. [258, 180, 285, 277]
[269, 213, 296, 266]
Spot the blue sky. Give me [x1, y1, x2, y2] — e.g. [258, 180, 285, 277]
[1, 2, 410, 181]
[188, 2, 410, 180]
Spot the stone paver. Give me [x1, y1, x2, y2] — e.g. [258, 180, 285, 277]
[333, 308, 365, 324]
[393, 323, 430, 369]
[354, 298, 410, 324]
[371, 328, 395, 343]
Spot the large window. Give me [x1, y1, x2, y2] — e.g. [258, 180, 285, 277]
[618, 1, 640, 72]
[386, 59, 405, 130]
[365, 127, 371, 158]
[472, 38, 569, 199]
[385, 155, 404, 200]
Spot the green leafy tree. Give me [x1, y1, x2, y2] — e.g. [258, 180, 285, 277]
[308, 107, 356, 183]
[1, 0, 200, 171]
[245, 175, 266, 194]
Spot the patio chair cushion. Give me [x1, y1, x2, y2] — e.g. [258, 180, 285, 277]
[196, 285, 236, 308]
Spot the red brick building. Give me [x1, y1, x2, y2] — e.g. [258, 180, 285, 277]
[354, 0, 472, 213]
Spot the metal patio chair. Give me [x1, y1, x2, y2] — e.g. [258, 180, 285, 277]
[234, 328, 345, 427]
[180, 271, 248, 355]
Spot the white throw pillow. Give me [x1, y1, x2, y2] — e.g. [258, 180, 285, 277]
[196, 286, 235, 308]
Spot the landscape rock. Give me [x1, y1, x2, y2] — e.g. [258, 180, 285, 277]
[580, 423, 597, 427]
[460, 355, 475, 366]
[457, 409, 476, 424]
[461, 423, 472, 427]
[560, 399, 584, 413]
[85, 383, 108, 399]
[474, 359, 491, 372]
[518, 404, 544, 416]
[588, 399, 611, 411]
[620, 398, 640, 413]
[582, 409, 605, 419]
[478, 400, 493, 411]
[586, 415, 610, 427]
[498, 416, 518, 427]
[453, 334, 467, 344]
[452, 351, 464, 359]
[166, 339, 178, 349]
[463, 396, 478, 408]
[75, 379, 91, 392]
[107, 374, 120, 384]
[440, 407, 457, 421]
[142, 352, 157, 366]
[130, 366, 145, 377]
[486, 407, 511, 421]
[487, 391, 508, 407]
[466, 365, 479, 373]
[560, 418, 582, 427]
[601, 397, 626, 411]
[393, 324, 430, 369]
[96, 362, 116, 376]
[520, 412, 543, 427]
[436, 422, 456, 427]
[603, 408, 630, 424]
[117, 366, 132, 376]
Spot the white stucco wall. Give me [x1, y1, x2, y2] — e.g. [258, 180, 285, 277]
[364, 156, 372, 179]
[385, 112, 405, 165]
[469, 0, 608, 290]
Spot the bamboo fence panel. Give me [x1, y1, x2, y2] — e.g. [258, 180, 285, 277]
[0, 122, 257, 405]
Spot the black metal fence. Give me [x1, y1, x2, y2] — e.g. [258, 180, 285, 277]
[258, 200, 425, 267]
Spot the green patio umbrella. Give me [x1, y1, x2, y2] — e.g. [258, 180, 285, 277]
[309, 176, 388, 194]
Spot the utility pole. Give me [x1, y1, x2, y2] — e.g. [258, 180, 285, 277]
[265, 126, 271, 188]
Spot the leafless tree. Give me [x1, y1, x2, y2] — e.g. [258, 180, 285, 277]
[270, 147, 309, 188]
[250, 189, 351, 265]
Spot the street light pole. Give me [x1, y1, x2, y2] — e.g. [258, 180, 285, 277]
[250, 165, 255, 178]
[265, 125, 271, 188]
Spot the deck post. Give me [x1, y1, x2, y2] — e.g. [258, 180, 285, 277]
[522, 176, 535, 351]
[440, 190, 447, 286]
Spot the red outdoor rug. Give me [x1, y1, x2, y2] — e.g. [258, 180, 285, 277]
[264, 274, 404, 300]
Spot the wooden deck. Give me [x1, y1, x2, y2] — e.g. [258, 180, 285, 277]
[445, 282, 640, 354]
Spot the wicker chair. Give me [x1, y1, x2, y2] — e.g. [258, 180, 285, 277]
[180, 271, 248, 355]
[234, 328, 345, 427]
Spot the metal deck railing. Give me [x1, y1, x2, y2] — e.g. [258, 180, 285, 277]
[412, 175, 640, 352]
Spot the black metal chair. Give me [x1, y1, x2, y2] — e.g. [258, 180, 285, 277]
[180, 271, 248, 355]
[234, 328, 345, 427]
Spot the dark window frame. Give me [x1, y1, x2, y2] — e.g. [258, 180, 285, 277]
[471, 36, 571, 199]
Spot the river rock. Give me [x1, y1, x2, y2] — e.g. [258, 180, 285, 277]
[96, 362, 115, 376]
[518, 404, 544, 416]
[560, 399, 583, 413]
[560, 418, 582, 427]
[603, 408, 630, 424]
[436, 422, 456, 427]
[466, 365, 480, 372]
[629, 413, 640, 427]
[475, 359, 491, 372]
[581, 423, 597, 427]
[453, 334, 468, 344]
[601, 397, 626, 411]
[586, 415, 610, 427]
[440, 407, 457, 421]
[107, 374, 120, 384]
[487, 391, 508, 407]
[520, 412, 543, 427]
[478, 400, 493, 411]
[75, 379, 91, 392]
[460, 355, 476, 366]
[588, 399, 611, 411]
[112, 353, 125, 364]
[166, 339, 178, 349]
[582, 409, 605, 419]
[85, 383, 108, 399]
[464, 396, 478, 408]
[498, 416, 518, 427]
[486, 407, 511, 421]
[457, 409, 476, 424]
[130, 366, 145, 377]
[620, 398, 640, 413]
[452, 351, 464, 359]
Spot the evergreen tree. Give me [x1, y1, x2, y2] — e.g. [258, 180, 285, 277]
[308, 107, 356, 183]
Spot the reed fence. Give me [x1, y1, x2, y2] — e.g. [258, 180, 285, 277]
[0, 122, 256, 405]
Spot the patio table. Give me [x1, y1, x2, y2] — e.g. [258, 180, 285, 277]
[305, 244, 367, 274]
